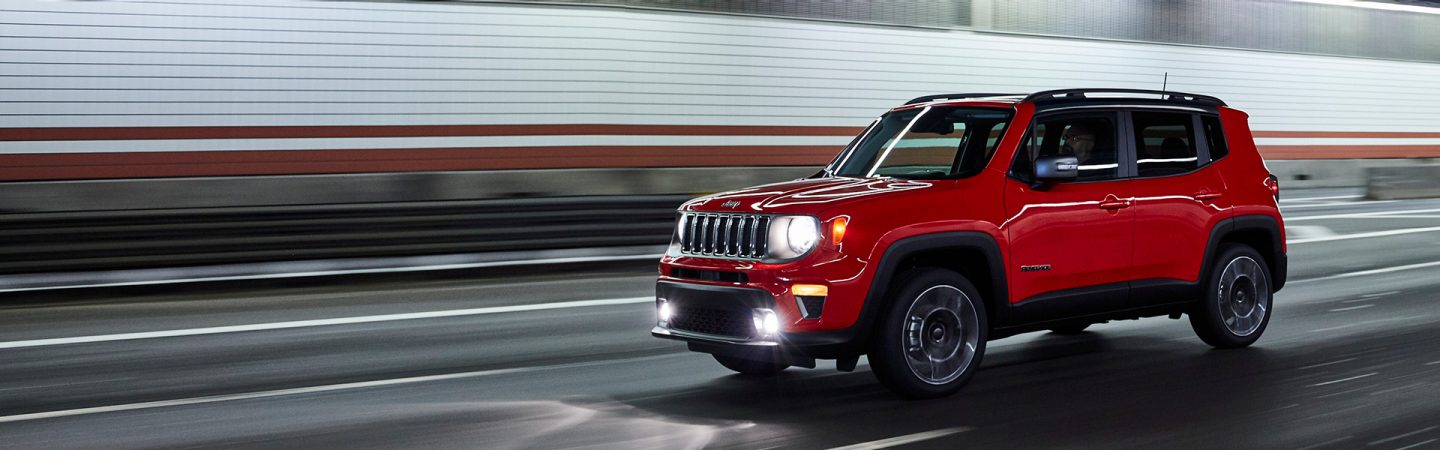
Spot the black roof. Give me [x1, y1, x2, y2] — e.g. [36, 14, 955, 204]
[905, 88, 1225, 107]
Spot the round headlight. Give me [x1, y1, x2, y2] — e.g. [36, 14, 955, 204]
[786, 216, 819, 254]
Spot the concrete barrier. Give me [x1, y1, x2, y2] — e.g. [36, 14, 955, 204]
[1266, 159, 1438, 189]
[1366, 165, 1440, 200]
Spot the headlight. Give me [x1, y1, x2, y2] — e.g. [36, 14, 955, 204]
[766, 215, 820, 262]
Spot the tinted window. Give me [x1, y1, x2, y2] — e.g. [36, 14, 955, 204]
[1132, 112, 1198, 177]
[829, 107, 1012, 179]
[1019, 115, 1119, 182]
[1202, 115, 1228, 160]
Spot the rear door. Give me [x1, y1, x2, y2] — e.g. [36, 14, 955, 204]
[1126, 110, 1231, 303]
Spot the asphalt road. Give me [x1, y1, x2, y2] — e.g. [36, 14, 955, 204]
[2, 189, 1439, 449]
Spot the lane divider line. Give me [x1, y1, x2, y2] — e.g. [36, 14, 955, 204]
[1279, 195, 1363, 202]
[0, 254, 664, 294]
[1287, 207, 1440, 222]
[1291, 261, 1440, 284]
[0, 353, 678, 424]
[1307, 372, 1378, 387]
[828, 427, 973, 450]
[0, 296, 654, 350]
[1286, 226, 1440, 244]
[1280, 200, 1396, 209]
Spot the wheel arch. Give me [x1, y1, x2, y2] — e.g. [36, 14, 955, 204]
[856, 232, 1009, 343]
[1202, 215, 1288, 292]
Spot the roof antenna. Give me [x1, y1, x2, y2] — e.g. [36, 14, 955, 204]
[1161, 72, 1169, 99]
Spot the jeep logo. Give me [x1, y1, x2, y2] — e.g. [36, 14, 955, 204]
[721, 200, 742, 208]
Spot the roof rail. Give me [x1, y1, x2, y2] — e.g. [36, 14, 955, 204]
[1022, 88, 1226, 106]
[904, 93, 1024, 105]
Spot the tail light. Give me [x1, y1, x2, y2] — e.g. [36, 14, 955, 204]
[1265, 174, 1280, 200]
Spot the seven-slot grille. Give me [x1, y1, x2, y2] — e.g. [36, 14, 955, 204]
[679, 212, 771, 259]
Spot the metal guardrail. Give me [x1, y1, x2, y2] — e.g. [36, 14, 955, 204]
[0, 195, 688, 275]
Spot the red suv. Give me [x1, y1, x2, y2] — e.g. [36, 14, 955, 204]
[652, 89, 1287, 398]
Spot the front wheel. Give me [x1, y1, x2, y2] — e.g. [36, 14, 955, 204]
[1190, 244, 1273, 348]
[868, 269, 988, 399]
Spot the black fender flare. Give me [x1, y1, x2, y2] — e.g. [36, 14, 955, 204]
[1201, 214, 1288, 293]
[854, 231, 1009, 341]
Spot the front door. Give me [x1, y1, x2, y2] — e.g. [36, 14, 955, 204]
[1003, 112, 1134, 319]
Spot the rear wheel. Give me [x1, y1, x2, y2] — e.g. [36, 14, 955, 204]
[1190, 244, 1273, 348]
[712, 353, 787, 376]
[868, 268, 987, 399]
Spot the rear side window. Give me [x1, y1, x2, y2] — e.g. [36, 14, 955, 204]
[1132, 112, 1198, 177]
[1201, 115, 1228, 160]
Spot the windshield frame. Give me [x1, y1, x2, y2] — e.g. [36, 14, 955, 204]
[823, 105, 1015, 180]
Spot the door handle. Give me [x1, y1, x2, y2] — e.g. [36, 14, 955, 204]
[1098, 199, 1131, 210]
[1195, 192, 1222, 201]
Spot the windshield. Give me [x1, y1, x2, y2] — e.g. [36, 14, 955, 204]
[828, 107, 1012, 179]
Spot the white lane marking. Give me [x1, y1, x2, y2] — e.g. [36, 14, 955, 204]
[1363, 290, 1402, 298]
[1288, 208, 1440, 222]
[0, 254, 663, 294]
[1370, 426, 1439, 446]
[1282, 201, 1397, 209]
[1298, 358, 1357, 370]
[1280, 194, 1363, 202]
[1426, 361, 1440, 366]
[1330, 304, 1376, 312]
[1291, 261, 1440, 284]
[1308, 372, 1379, 387]
[828, 427, 972, 450]
[1286, 225, 1337, 240]
[1288, 226, 1440, 244]
[0, 353, 678, 424]
[1396, 439, 1439, 450]
[0, 296, 653, 350]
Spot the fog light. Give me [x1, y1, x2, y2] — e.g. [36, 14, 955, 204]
[752, 308, 780, 338]
[657, 300, 672, 326]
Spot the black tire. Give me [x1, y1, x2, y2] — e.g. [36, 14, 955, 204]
[868, 268, 988, 399]
[712, 353, 788, 376]
[1190, 243, 1273, 348]
[1048, 323, 1090, 334]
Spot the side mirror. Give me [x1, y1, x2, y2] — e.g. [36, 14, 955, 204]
[1034, 155, 1079, 182]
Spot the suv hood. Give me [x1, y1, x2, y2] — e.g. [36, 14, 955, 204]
[681, 176, 940, 214]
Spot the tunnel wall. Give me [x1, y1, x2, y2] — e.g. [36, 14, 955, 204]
[3, 0, 1440, 185]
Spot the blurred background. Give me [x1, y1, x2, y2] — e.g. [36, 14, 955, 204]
[2, 1, 1440, 449]
[2, 0, 1438, 287]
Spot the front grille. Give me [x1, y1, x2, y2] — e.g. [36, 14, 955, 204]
[679, 212, 770, 259]
[669, 306, 753, 338]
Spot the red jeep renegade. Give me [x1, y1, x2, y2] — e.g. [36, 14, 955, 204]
[652, 89, 1287, 398]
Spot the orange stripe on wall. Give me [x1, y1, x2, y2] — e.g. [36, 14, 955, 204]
[0, 125, 864, 141]
[1252, 131, 1440, 139]
[0, 146, 840, 181]
[1257, 145, 1440, 159]
[5, 125, 1440, 142]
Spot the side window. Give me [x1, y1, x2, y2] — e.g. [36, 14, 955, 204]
[1035, 116, 1119, 182]
[1132, 112, 1198, 177]
[1201, 115, 1228, 160]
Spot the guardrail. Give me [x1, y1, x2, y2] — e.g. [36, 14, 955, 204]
[0, 195, 687, 276]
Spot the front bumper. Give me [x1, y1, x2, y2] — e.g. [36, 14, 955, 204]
[651, 280, 865, 360]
